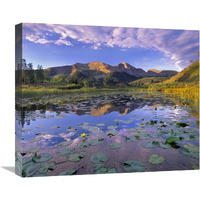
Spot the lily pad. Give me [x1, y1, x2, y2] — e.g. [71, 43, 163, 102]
[22, 163, 40, 177]
[159, 142, 171, 149]
[15, 160, 23, 176]
[150, 120, 158, 125]
[193, 166, 199, 170]
[90, 138, 105, 146]
[109, 142, 123, 149]
[56, 148, 75, 156]
[25, 146, 41, 153]
[38, 162, 56, 174]
[166, 136, 179, 144]
[33, 153, 52, 163]
[96, 123, 105, 126]
[121, 119, 134, 124]
[93, 163, 105, 171]
[78, 141, 91, 148]
[90, 152, 108, 164]
[58, 140, 72, 147]
[150, 132, 163, 138]
[95, 167, 116, 174]
[78, 122, 89, 127]
[189, 135, 199, 141]
[125, 136, 137, 142]
[36, 131, 49, 136]
[106, 129, 118, 137]
[123, 160, 146, 172]
[176, 122, 188, 127]
[181, 144, 199, 159]
[133, 132, 149, 140]
[149, 154, 164, 164]
[107, 125, 117, 130]
[141, 141, 159, 148]
[16, 155, 33, 166]
[85, 126, 102, 134]
[50, 126, 60, 129]
[67, 151, 86, 162]
[59, 170, 77, 175]
[29, 137, 41, 143]
[33, 173, 47, 177]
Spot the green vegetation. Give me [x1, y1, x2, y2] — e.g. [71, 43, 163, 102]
[129, 77, 168, 88]
[16, 59, 46, 85]
[16, 89, 199, 176]
[148, 60, 199, 90]
[16, 59, 199, 103]
[103, 72, 138, 87]
[164, 60, 199, 84]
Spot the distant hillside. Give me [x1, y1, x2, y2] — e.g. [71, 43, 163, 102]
[163, 60, 199, 86]
[103, 72, 138, 87]
[129, 77, 168, 88]
[129, 60, 199, 89]
[147, 69, 178, 77]
[45, 61, 178, 79]
[43, 61, 178, 88]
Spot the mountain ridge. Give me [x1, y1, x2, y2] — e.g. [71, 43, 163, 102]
[45, 61, 178, 78]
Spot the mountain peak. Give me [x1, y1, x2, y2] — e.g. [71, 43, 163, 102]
[121, 62, 129, 68]
[44, 61, 178, 79]
[116, 62, 135, 70]
[88, 61, 111, 73]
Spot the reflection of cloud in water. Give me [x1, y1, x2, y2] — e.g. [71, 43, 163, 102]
[41, 134, 58, 140]
[17, 92, 176, 128]
[69, 137, 80, 148]
[59, 132, 76, 139]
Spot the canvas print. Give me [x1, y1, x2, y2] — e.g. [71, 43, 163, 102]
[15, 23, 199, 177]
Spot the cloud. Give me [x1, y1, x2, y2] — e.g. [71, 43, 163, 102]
[23, 23, 199, 70]
[135, 28, 199, 70]
[25, 35, 50, 44]
[54, 39, 72, 46]
[25, 34, 72, 46]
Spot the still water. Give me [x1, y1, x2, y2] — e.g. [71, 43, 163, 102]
[15, 91, 199, 177]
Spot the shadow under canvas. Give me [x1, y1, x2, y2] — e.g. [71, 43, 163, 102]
[1, 166, 15, 174]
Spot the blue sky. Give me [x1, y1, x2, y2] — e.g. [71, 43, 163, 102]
[22, 23, 199, 71]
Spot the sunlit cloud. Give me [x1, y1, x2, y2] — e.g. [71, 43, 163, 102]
[23, 23, 199, 70]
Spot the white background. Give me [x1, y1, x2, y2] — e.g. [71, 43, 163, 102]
[0, 0, 199, 199]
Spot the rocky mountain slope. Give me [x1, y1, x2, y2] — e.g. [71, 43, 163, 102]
[45, 61, 178, 79]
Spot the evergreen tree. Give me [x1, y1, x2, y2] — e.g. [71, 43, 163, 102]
[36, 64, 45, 83]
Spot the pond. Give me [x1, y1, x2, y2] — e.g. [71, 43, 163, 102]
[15, 91, 199, 177]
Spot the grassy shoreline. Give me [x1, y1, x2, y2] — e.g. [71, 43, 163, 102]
[16, 85, 199, 119]
[16, 85, 199, 99]
[16, 86, 140, 98]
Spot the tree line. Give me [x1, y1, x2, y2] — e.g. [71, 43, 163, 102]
[15, 59, 140, 88]
[16, 59, 45, 85]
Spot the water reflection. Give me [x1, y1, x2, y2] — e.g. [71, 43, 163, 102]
[16, 92, 176, 127]
[15, 91, 199, 177]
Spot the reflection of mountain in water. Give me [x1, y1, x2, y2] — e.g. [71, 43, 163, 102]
[90, 97, 157, 116]
[16, 93, 175, 127]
